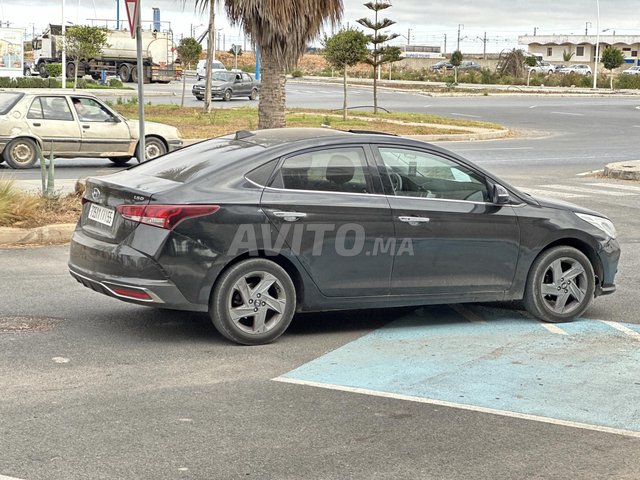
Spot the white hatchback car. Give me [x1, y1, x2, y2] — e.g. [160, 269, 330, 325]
[196, 60, 227, 81]
[622, 66, 640, 75]
[0, 91, 182, 169]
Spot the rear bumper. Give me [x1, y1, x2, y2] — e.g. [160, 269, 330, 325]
[68, 228, 206, 312]
[69, 265, 206, 312]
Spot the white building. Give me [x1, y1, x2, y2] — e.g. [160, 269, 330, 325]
[519, 35, 640, 66]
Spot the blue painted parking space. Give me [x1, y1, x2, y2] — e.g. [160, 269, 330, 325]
[276, 306, 640, 437]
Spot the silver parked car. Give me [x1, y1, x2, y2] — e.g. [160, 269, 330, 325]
[621, 66, 640, 75]
[0, 91, 182, 169]
[558, 64, 592, 75]
[529, 62, 556, 74]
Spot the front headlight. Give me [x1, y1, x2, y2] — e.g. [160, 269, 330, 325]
[575, 213, 617, 239]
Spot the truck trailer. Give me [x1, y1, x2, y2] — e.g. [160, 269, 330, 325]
[30, 24, 180, 83]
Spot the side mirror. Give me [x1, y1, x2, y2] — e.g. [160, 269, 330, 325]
[493, 184, 511, 204]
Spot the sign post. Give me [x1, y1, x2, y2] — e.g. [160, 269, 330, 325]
[125, 0, 145, 162]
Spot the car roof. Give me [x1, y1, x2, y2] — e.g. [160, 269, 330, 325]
[0, 89, 99, 99]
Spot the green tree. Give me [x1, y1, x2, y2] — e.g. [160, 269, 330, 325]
[323, 28, 369, 120]
[357, 1, 399, 114]
[191, 0, 342, 127]
[450, 50, 463, 84]
[562, 50, 575, 62]
[601, 46, 625, 90]
[64, 25, 109, 90]
[524, 55, 538, 68]
[176, 37, 203, 107]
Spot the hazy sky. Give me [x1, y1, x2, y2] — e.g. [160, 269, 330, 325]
[1, 0, 638, 53]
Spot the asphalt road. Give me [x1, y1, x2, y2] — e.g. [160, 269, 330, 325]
[2, 82, 640, 479]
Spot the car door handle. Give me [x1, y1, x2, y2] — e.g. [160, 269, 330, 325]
[399, 216, 430, 226]
[82, 125, 90, 129]
[32, 122, 41, 127]
[273, 211, 307, 222]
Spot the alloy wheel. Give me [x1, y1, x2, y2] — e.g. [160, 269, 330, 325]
[227, 271, 288, 335]
[539, 257, 588, 315]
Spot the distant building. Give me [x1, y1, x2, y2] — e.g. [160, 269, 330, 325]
[519, 35, 640, 65]
[401, 44, 441, 59]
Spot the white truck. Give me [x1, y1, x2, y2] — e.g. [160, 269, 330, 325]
[29, 24, 180, 83]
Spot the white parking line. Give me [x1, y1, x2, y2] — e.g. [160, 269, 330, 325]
[600, 321, 640, 341]
[273, 377, 640, 439]
[519, 188, 585, 199]
[1, 474, 26, 480]
[544, 184, 636, 196]
[551, 111, 585, 116]
[448, 304, 486, 323]
[585, 182, 640, 192]
[576, 170, 604, 177]
[540, 323, 569, 336]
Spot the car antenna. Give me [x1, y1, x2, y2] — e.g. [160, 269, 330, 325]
[235, 130, 255, 140]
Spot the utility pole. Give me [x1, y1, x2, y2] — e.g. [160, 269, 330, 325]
[204, 0, 215, 112]
[457, 24, 464, 51]
[483, 32, 487, 60]
[61, 0, 66, 89]
[407, 28, 411, 45]
[534, 27, 538, 36]
[443, 34, 447, 55]
[585, 21, 591, 36]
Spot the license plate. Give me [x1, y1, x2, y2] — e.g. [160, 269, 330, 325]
[88, 203, 115, 227]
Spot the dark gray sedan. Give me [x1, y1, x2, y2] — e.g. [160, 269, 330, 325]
[192, 71, 260, 101]
[68, 129, 620, 345]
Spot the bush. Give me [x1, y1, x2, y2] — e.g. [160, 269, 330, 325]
[45, 63, 62, 78]
[616, 74, 640, 89]
[108, 78, 124, 88]
[290, 68, 304, 78]
[0, 178, 40, 227]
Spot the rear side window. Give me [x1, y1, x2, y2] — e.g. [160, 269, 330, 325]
[130, 138, 265, 183]
[271, 147, 372, 194]
[31, 97, 73, 121]
[0, 92, 24, 115]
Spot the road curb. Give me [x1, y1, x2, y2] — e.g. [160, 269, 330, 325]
[0, 224, 76, 246]
[603, 160, 640, 181]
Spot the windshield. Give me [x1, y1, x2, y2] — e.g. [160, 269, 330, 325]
[0, 92, 24, 115]
[211, 71, 235, 82]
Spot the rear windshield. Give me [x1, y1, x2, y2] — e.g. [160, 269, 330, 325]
[130, 138, 265, 183]
[0, 92, 24, 115]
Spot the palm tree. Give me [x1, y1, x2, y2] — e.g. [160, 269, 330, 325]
[220, 0, 343, 128]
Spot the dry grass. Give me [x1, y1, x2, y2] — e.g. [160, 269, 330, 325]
[0, 178, 81, 228]
[112, 104, 500, 139]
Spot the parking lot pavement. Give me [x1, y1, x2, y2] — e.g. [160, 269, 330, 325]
[276, 304, 640, 438]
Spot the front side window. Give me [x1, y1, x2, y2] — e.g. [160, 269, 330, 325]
[71, 97, 115, 122]
[576, 46, 585, 57]
[378, 147, 490, 202]
[273, 147, 372, 194]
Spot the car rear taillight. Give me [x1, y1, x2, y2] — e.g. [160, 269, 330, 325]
[117, 204, 220, 230]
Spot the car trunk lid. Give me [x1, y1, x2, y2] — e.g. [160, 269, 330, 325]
[80, 172, 179, 244]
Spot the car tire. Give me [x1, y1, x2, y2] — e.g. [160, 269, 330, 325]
[249, 88, 258, 101]
[210, 259, 296, 345]
[223, 89, 232, 102]
[109, 157, 132, 166]
[3, 138, 39, 169]
[142, 136, 167, 161]
[523, 246, 595, 323]
[195, 95, 203, 101]
[38, 63, 48, 78]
